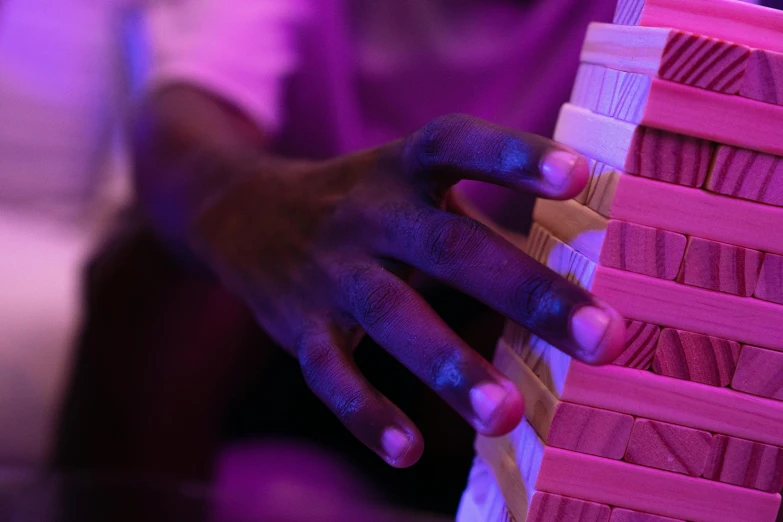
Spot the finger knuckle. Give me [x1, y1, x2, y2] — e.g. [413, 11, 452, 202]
[411, 114, 474, 171]
[355, 279, 405, 330]
[425, 217, 482, 268]
[332, 388, 369, 427]
[514, 275, 557, 324]
[299, 340, 341, 392]
[427, 347, 467, 391]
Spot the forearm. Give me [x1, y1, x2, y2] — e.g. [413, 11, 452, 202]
[131, 84, 269, 243]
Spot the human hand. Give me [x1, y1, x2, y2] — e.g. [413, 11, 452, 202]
[186, 114, 627, 468]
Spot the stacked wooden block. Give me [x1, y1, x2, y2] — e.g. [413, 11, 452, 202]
[458, 0, 783, 521]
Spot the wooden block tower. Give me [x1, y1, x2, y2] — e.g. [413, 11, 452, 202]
[457, 0, 783, 520]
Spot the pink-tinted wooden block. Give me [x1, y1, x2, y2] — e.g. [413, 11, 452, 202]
[755, 253, 783, 305]
[625, 419, 712, 476]
[591, 265, 783, 354]
[600, 221, 686, 280]
[537, 447, 781, 522]
[732, 345, 783, 401]
[548, 403, 634, 460]
[529, 492, 611, 522]
[561, 359, 783, 448]
[703, 435, 783, 493]
[740, 49, 783, 106]
[556, 105, 783, 256]
[610, 508, 683, 522]
[677, 237, 763, 297]
[614, 0, 783, 55]
[613, 320, 660, 370]
[625, 126, 712, 187]
[706, 145, 783, 208]
[652, 329, 740, 387]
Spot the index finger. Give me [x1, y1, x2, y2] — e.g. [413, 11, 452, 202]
[403, 114, 590, 200]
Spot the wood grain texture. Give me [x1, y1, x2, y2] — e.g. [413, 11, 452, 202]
[537, 447, 781, 522]
[703, 435, 783, 493]
[740, 49, 783, 106]
[653, 329, 740, 387]
[609, 508, 683, 522]
[582, 23, 749, 94]
[528, 492, 610, 522]
[731, 345, 783, 401]
[600, 221, 686, 280]
[624, 419, 712, 476]
[570, 64, 783, 156]
[548, 402, 634, 460]
[591, 265, 783, 353]
[613, 320, 660, 370]
[498, 339, 783, 447]
[556, 106, 783, 256]
[559, 357, 783, 448]
[584, 158, 620, 217]
[678, 237, 763, 297]
[613, 0, 783, 55]
[706, 145, 783, 208]
[755, 253, 783, 305]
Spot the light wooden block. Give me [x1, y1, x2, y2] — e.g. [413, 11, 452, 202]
[500, 337, 783, 448]
[732, 345, 783, 401]
[705, 145, 783, 208]
[528, 492, 610, 522]
[555, 105, 783, 256]
[703, 435, 783, 493]
[624, 419, 712, 476]
[755, 253, 783, 305]
[533, 199, 686, 280]
[570, 63, 783, 156]
[581, 23, 749, 94]
[592, 265, 783, 353]
[554, 101, 711, 188]
[610, 508, 683, 522]
[677, 237, 763, 297]
[613, 0, 783, 54]
[495, 342, 633, 460]
[612, 320, 660, 370]
[652, 329, 741, 387]
[740, 49, 783, 106]
[478, 418, 782, 522]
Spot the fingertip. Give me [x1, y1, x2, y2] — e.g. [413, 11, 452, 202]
[570, 302, 627, 365]
[470, 380, 524, 437]
[380, 427, 423, 468]
[538, 150, 590, 199]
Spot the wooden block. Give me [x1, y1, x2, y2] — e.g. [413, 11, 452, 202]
[600, 221, 685, 280]
[705, 145, 783, 208]
[740, 49, 783, 106]
[755, 253, 783, 305]
[478, 418, 782, 522]
[570, 63, 783, 156]
[555, 102, 711, 188]
[612, 320, 660, 370]
[624, 419, 712, 476]
[610, 508, 683, 522]
[499, 338, 783, 448]
[537, 448, 781, 522]
[528, 492, 610, 522]
[678, 237, 763, 297]
[560, 357, 783, 448]
[533, 200, 686, 280]
[703, 435, 783, 493]
[653, 329, 741, 387]
[581, 23, 749, 94]
[732, 345, 783, 401]
[555, 105, 783, 256]
[592, 264, 783, 354]
[613, 0, 783, 55]
[495, 343, 633, 460]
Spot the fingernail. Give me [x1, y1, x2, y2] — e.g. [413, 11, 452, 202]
[540, 150, 580, 191]
[470, 382, 508, 428]
[381, 427, 411, 463]
[571, 305, 611, 359]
